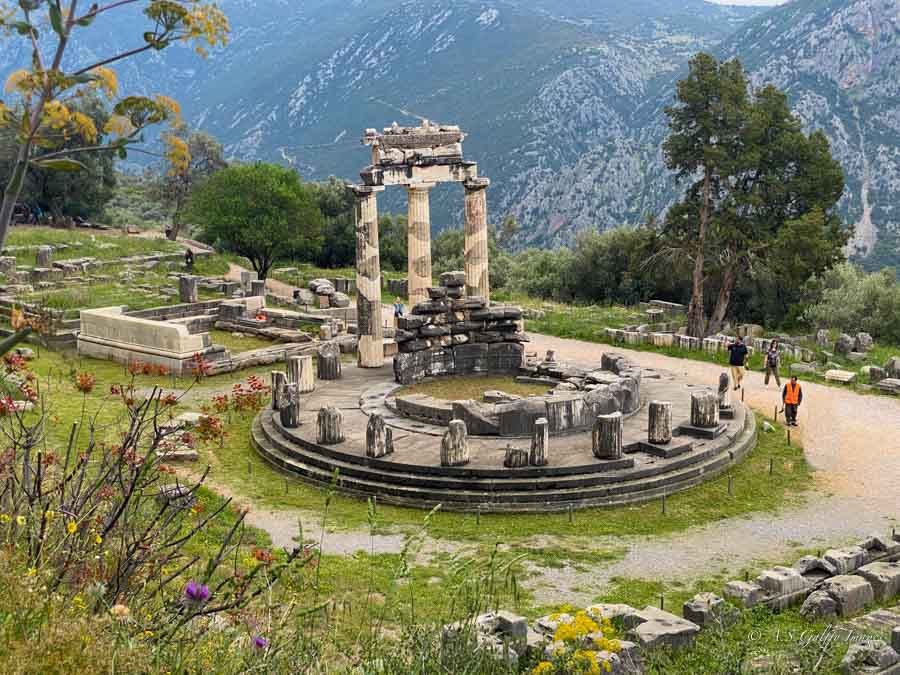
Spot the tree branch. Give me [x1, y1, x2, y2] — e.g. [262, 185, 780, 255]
[72, 43, 155, 77]
[74, 0, 142, 24]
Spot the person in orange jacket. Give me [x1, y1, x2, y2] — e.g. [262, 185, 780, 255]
[782, 375, 803, 426]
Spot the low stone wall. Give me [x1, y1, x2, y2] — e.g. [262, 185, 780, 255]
[77, 306, 225, 375]
[393, 272, 527, 385]
[393, 352, 642, 437]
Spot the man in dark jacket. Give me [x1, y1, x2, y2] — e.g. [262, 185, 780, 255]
[727, 336, 749, 390]
[782, 375, 803, 426]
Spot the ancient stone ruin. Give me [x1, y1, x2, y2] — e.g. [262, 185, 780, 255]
[349, 120, 491, 367]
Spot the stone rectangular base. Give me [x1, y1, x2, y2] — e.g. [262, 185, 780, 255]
[627, 440, 694, 459]
[675, 422, 728, 440]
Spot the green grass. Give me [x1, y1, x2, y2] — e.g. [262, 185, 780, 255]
[5, 225, 181, 264]
[396, 375, 551, 401]
[208, 329, 277, 354]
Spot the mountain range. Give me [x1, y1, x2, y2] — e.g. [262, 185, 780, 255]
[2, 0, 898, 268]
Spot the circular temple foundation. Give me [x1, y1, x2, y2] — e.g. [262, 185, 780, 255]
[251, 354, 757, 513]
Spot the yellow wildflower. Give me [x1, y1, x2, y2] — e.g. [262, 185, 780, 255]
[71, 111, 98, 143]
[0, 514, 9, 523]
[531, 662, 554, 675]
[91, 66, 118, 99]
[44, 510, 55, 521]
[67, 521, 77, 534]
[95, 534, 103, 545]
[72, 595, 86, 610]
[42, 100, 71, 131]
[103, 114, 135, 139]
[154, 94, 182, 122]
[26, 567, 37, 577]
[163, 133, 190, 176]
[4, 69, 31, 94]
[16, 515, 25, 526]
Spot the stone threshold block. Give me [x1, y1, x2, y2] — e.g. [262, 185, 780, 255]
[627, 439, 694, 459]
[625, 606, 700, 651]
[825, 369, 857, 384]
[675, 422, 728, 440]
[856, 562, 900, 602]
[822, 575, 875, 617]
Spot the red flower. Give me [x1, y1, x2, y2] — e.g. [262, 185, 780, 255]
[128, 361, 144, 376]
[156, 364, 171, 377]
[75, 372, 96, 394]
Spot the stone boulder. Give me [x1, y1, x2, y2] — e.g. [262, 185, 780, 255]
[799, 591, 837, 621]
[331, 291, 350, 308]
[840, 639, 899, 675]
[682, 592, 739, 628]
[855, 562, 900, 601]
[885, 357, 900, 379]
[855, 332, 874, 352]
[834, 334, 854, 355]
[626, 606, 700, 651]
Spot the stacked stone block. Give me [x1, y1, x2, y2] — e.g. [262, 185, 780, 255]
[393, 272, 527, 385]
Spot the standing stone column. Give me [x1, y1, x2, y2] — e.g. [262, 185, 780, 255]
[250, 279, 266, 297]
[463, 177, 490, 302]
[278, 383, 299, 428]
[287, 355, 315, 394]
[407, 182, 435, 307]
[718, 372, 731, 410]
[690, 390, 719, 428]
[271, 371, 286, 411]
[530, 417, 549, 466]
[316, 342, 342, 380]
[317, 407, 345, 445]
[350, 185, 385, 367]
[648, 401, 672, 444]
[179, 275, 199, 304]
[441, 419, 469, 467]
[366, 414, 393, 458]
[592, 412, 623, 460]
[36, 245, 52, 268]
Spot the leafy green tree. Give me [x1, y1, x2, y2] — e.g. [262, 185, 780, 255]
[662, 53, 846, 336]
[188, 163, 324, 279]
[0, 0, 229, 247]
[310, 177, 355, 268]
[662, 53, 748, 337]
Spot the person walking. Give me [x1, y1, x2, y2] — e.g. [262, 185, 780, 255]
[764, 339, 781, 389]
[727, 336, 749, 390]
[782, 375, 803, 426]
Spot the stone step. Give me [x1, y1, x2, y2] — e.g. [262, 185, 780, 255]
[251, 412, 757, 512]
[848, 606, 900, 636]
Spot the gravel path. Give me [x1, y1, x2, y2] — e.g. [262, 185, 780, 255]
[522, 334, 900, 605]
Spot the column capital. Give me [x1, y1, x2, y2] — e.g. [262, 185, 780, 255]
[406, 181, 437, 192]
[464, 177, 490, 191]
[347, 183, 385, 196]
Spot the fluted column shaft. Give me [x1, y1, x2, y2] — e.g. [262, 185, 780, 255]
[350, 185, 385, 368]
[407, 183, 434, 307]
[464, 177, 490, 302]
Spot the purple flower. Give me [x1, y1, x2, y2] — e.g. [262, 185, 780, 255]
[253, 635, 268, 650]
[184, 581, 210, 603]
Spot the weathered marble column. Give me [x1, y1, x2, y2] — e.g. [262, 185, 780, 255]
[350, 185, 385, 368]
[530, 417, 549, 466]
[287, 355, 315, 394]
[407, 182, 435, 307]
[648, 401, 672, 444]
[317, 406, 345, 445]
[464, 177, 490, 302]
[691, 390, 719, 428]
[366, 413, 393, 458]
[316, 342, 341, 381]
[441, 419, 469, 467]
[592, 412, 623, 460]
[271, 371, 286, 411]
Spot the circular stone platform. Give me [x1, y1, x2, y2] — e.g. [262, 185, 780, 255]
[251, 360, 757, 513]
